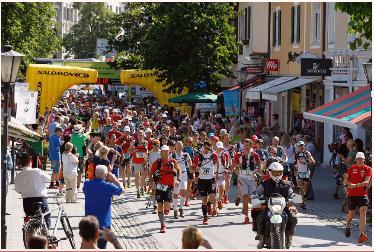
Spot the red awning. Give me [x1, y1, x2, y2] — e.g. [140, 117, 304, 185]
[218, 76, 263, 95]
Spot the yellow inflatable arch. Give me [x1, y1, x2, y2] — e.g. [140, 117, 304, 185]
[27, 64, 98, 115]
[120, 70, 186, 108]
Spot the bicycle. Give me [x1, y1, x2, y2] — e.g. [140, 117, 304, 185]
[22, 193, 76, 249]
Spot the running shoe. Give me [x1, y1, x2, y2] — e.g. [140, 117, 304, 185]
[179, 209, 185, 218]
[224, 195, 229, 204]
[203, 216, 208, 225]
[344, 226, 351, 238]
[160, 224, 166, 233]
[218, 200, 223, 210]
[244, 216, 250, 224]
[235, 197, 241, 206]
[358, 233, 368, 244]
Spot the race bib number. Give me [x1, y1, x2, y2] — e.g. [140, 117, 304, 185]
[201, 167, 211, 175]
[240, 169, 254, 176]
[298, 171, 310, 179]
[136, 152, 146, 159]
[124, 153, 131, 159]
[156, 184, 168, 191]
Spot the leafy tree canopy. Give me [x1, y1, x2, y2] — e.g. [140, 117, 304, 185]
[63, 3, 120, 59]
[1, 2, 61, 75]
[335, 2, 372, 50]
[109, 3, 238, 93]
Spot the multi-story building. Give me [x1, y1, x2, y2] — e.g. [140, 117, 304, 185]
[54, 2, 126, 59]
[240, 2, 371, 163]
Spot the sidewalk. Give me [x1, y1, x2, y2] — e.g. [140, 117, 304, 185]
[6, 165, 371, 249]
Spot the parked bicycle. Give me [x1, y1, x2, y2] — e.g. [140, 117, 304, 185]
[22, 192, 75, 249]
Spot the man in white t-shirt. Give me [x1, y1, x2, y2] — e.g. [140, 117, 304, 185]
[15, 153, 51, 227]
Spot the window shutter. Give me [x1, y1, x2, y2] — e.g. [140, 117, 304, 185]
[291, 6, 294, 43]
[278, 10, 282, 46]
[247, 6, 251, 40]
[272, 11, 276, 47]
[296, 5, 301, 43]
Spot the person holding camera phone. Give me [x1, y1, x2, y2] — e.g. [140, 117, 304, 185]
[83, 165, 124, 249]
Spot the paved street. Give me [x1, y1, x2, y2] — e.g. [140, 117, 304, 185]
[6, 165, 371, 249]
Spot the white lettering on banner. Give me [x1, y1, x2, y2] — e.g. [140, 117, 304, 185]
[14, 91, 38, 124]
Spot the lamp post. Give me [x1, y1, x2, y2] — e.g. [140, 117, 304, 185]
[1, 45, 24, 249]
[237, 68, 248, 123]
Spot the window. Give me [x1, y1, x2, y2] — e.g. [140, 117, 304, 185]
[238, 6, 251, 42]
[291, 5, 301, 44]
[63, 7, 67, 20]
[327, 3, 335, 46]
[272, 9, 281, 47]
[311, 3, 321, 45]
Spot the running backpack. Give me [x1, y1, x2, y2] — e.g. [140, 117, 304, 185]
[240, 152, 256, 171]
[197, 153, 217, 168]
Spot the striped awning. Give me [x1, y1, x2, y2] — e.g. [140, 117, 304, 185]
[303, 85, 371, 129]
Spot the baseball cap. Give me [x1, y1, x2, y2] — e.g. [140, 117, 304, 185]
[162, 114, 167, 118]
[145, 128, 152, 133]
[216, 141, 224, 149]
[356, 152, 365, 159]
[161, 145, 170, 151]
[124, 126, 131, 132]
[73, 125, 81, 132]
[113, 109, 118, 113]
[220, 129, 228, 135]
[208, 132, 215, 137]
[297, 141, 305, 146]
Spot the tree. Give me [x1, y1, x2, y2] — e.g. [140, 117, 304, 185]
[109, 3, 238, 93]
[1, 2, 61, 74]
[63, 3, 120, 59]
[335, 2, 372, 50]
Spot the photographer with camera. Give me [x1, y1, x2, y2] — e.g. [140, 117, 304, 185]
[149, 145, 181, 233]
[83, 165, 124, 249]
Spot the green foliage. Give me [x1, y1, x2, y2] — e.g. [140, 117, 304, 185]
[63, 3, 120, 59]
[109, 3, 238, 93]
[335, 2, 372, 50]
[1, 2, 61, 76]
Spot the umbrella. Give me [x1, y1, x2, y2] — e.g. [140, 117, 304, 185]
[168, 92, 217, 104]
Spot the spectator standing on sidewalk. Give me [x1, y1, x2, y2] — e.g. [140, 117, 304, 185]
[71, 124, 90, 190]
[344, 152, 372, 244]
[15, 153, 51, 227]
[83, 165, 123, 249]
[61, 142, 79, 203]
[304, 135, 316, 200]
[48, 127, 63, 189]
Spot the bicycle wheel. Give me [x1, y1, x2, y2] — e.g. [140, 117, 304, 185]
[23, 219, 44, 248]
[60, 215, 76, 249]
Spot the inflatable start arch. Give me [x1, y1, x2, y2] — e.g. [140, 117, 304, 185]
[27, 64, 98, 115]
[120, 69, 186, 107]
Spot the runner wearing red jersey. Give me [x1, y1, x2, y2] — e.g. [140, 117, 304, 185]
[131, 130, 148, 198]
[149, 145, 181, 233]
[344, 152, 372, 244]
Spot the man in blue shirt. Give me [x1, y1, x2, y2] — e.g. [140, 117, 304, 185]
[83, 165, 123, 249]
[48, 115, 61, 137]
[48, 127, 62, 189]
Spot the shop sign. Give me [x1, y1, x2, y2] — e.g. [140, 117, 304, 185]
[265, 59, 279, 71]
[245, 66, 263, 74]
[301, 58, 332, 76]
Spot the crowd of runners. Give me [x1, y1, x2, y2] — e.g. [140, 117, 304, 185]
[13, 89, 371, 249]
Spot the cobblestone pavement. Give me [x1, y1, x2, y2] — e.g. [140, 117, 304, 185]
[6, 165, 372, 249]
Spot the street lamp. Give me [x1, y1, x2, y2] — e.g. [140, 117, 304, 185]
[1, 45, 24, 249]
[237, 68, 248, 123]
